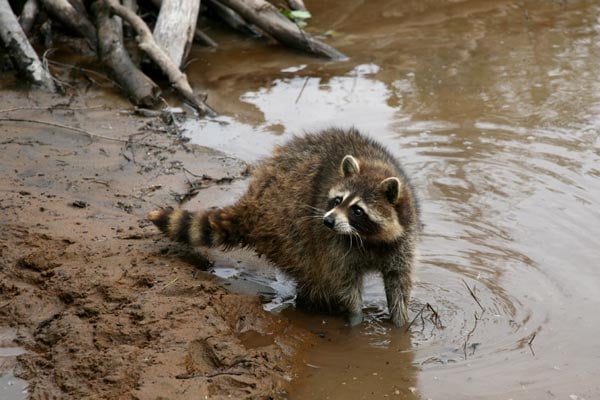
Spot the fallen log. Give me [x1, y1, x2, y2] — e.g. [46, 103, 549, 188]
[218, 0, 346, 60]
[93, 2, 160, 107]
[39, 0, 97, 50]
[18, 0, 39, 34]
[102, 0, 214, 116]
[153, 0, 200, 67]
[0, 0, 56, 91]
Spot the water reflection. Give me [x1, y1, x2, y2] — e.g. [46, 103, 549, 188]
[186, 0, 600, 398]
[184, 63, 397, 160]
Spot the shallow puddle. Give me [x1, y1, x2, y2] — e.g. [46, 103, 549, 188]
[0, 329, 28, 400]
[0, 375, 28, 400]
[187, 1, 600, 398]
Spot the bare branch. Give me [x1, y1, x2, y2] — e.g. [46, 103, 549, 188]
[92, 1, 161, 107]
[19, 0, 39, 34]
[0, 0, 56, 91]
[39, 0, 98, 50]
[103, 0, 215, 116]
[153, 0, 201, 67]
[218, 0, 347, 60]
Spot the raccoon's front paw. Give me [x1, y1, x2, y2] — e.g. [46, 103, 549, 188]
[390, 305, 409, 328]
[390, 316, 405, 328]
[347, 311, 364, 327]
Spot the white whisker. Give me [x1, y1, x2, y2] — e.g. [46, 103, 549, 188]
[350, 227, 365, 252]
[342, 233, 353, 259]
[299, 203, 325, 213]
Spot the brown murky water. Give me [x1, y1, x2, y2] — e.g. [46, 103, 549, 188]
[184, 1, 600, 399]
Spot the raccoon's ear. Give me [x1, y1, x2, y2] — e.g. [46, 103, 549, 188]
[380, 177, 402, 204]
[340, 155, 360, 177]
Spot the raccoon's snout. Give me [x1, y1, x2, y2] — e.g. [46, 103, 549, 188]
[324, 215, 336, 229]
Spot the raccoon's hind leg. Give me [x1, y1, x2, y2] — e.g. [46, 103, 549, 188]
[148, 206, 249, 249]
[295, 277, 364, 326]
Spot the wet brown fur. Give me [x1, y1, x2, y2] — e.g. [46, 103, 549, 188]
[149, 128, 420, 326]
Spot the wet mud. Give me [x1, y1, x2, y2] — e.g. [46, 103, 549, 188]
[0, 93, 311, 399]
[3, 0, 600, 399]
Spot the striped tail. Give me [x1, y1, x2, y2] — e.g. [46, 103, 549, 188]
[148, 207, 247, 248]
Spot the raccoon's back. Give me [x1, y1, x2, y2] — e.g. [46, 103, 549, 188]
[251, 127, 402, 196]
[238, 129, 402, 271]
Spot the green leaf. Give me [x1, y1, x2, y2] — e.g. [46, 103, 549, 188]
[289, 10, 312, 20]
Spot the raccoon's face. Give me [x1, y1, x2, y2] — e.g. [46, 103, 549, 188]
[322, 155, 406, 242]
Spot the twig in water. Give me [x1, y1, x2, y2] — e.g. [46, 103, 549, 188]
[295, 76, 309, 104]
[462, 279, 485, 313]
[528, 332, 537, 356]
[426, 303, 443, 329]
[404, 303, 427, 332]
[463, 311, 480, 360]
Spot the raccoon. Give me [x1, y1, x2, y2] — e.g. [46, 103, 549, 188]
[148, 128, 420, 326]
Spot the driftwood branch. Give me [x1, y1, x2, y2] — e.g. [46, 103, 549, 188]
[39, 0, 98, 50]
[194, 28, 218, 48]
[206, 0, 261, 37]
[218, 0, 346, 60]
[19, 0, 39, 34]
[104, 0, 214, 116]
[0, 0, 56, 91]
[122, 0, 137, 10]
[93, 2, 160, 107]
[287, 0, 307, 11]
[153, 0, 200, 67]
[68, 0, 88, 16]
[121, 0, 137, 37]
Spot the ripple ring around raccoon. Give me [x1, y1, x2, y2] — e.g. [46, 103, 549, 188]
[149, 128, 421, 327]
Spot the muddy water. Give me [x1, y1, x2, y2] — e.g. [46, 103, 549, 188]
[0, 330, 28, 400]
[186, 1, 600, 398]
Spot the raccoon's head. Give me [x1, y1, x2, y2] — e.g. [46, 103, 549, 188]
[322, 155, 411, 243]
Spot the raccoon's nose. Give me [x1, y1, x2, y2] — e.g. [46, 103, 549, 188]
[324, 215, 335, 229]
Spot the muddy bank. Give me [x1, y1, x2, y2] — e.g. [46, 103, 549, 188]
[0, 91, 312, 399]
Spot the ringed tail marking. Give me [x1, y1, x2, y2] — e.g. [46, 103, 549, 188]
[148, 207, 242, 248]
[148, 208, 204, 246]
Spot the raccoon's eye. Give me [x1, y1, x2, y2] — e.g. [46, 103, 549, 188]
[351, 205, 364, 216]
[333, 196, 342, 206]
